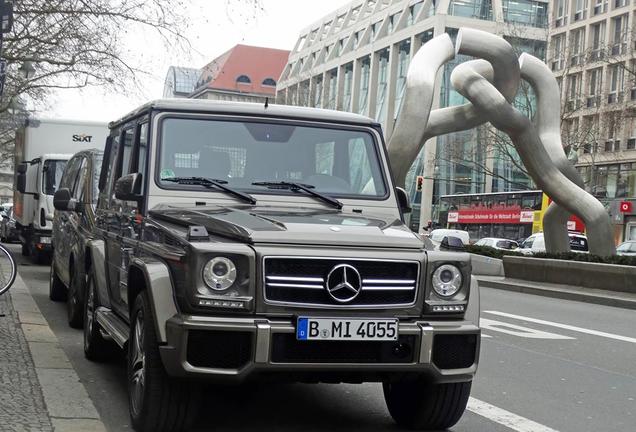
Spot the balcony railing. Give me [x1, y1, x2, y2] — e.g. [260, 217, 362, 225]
[589, 49, 604, 61]
[551, 58, 565, 71]
[586, 95, 600, 108]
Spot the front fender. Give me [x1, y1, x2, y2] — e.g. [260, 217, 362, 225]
[130, 257, 178, 343]
[87, 239, 111, 309]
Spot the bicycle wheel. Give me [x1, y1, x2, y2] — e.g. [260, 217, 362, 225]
[0, 244, 17, 296]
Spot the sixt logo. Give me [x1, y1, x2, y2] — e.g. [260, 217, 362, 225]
[72, 134, 93, 143]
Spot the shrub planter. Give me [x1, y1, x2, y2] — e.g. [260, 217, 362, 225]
[503, 256, 636, 294]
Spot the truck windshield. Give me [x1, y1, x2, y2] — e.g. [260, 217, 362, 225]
[42, 159, 68, 196]
[158, 118, 387, 199]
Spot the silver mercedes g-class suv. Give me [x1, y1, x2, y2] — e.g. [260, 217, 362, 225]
[60, 99, 480, 432]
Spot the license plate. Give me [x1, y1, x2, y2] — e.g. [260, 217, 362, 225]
[39, 237, 51, 244]
[297, 317, 398, 341]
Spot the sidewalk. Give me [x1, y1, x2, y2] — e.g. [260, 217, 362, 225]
[0, 273, 106, 432]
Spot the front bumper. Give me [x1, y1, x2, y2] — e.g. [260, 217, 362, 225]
[159, 315, 480, 383]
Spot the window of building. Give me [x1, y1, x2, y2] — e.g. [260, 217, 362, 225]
[614, 139, 621, 151]
[371, 21, 382, 40]
[236, 75, 251, 84]
[313, 75, 323, 108]
[589, 21, 605, 60]
[551, 33, 565, 70]
[587, 68, 602, 107]
[593, 0, 607, 14]
[336, 37, 348, 56]
[608, 64, 624, 103]
[611, 14, 628, 54]
[569, 28, 585, 65]
[342, 62, 354, 112]
[321, 21, 332, 40]
[326, 68, 337, 110]
[627, 138, 636, 150]
[407, 1, 424, 25]
[418, 29, 434, 45]
[567, 73, 580, 103]
[262, 78, 276, 87]
[449, 0, 493, 20]
[375, 49, 390, 125]
[573, 0, 587, 21]
[357, 56, 371, 115]
[502, 0, 547, 27]
[555, 0, 567, 25]
[349, 6, 361, 25]
[394, 39, 411, 119]
[388, 12, 401, 33]
[614, 0, 627, 8]
[605, 140, 614, 151]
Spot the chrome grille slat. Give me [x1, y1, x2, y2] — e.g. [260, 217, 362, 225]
[263, 256, 420, 309]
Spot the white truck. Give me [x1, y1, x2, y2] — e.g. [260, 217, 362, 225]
[14, 118, 108, 263]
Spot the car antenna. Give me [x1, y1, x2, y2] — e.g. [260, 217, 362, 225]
[264, 97, 269, 109]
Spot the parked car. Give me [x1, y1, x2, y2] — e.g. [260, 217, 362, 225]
[475, 237, 519, 250]
[429, 228, 471, 245]
[54, 100, 480, 432]
[50, 149, 103, 328]
[0, 206, 19, 243]
[518, 232, 588, 255]
[616, 240, 636, 256]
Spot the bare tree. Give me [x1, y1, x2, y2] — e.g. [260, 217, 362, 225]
[0, 0, 263, 168]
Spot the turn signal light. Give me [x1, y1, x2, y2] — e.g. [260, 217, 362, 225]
[432, 305, 465, 312]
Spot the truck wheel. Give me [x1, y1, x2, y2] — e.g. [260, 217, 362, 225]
[128, 292, 199, 432]
[67, 267, 85, 328]
[49, 263, 67, 302]
[383, 378, 472, 430]
[21, 242, 30, 256]
[83, 272, 111, 361]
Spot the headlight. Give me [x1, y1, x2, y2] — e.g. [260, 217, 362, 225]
[202, 257, 237, 291]
[431, 264, 462, 297]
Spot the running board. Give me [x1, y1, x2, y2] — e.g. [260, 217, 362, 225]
[95, 307, 129, 348]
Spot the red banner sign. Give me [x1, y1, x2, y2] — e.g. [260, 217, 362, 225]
[447, 209, 534, 224]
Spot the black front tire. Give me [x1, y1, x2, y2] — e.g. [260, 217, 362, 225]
[67, 266, 85, 328]
[128, 292, 199, 432]
[83, 272, 112, 361]
[383, 378, 472, 430]
[49, 262, 67, 302]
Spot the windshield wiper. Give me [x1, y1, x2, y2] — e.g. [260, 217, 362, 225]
[251, 181, 343, 209]
[164, 177, 257, 205]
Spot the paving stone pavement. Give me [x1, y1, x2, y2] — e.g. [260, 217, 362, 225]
[0, 291, 53, 432]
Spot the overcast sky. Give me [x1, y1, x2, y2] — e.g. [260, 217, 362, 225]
[47, 0, 351, 122]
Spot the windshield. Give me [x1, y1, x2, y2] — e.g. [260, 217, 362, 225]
[42, 159, 68, 195]
[158, 118, 387, 199]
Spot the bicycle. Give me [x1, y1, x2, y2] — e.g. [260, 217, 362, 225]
[0, 242, 17, 296]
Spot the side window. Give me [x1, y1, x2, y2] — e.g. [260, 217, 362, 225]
[59, 156, 80, 191]
[348, 137, 381, 195]
[72, 158, 88, 200]
[92, 153, 103, 204]
[119, 128, 135, 177]
[522, 238, 534, 248]
[98, 133, 120, 208]
[136, 123, 148, 180]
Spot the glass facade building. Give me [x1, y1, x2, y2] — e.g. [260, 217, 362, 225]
[277, 0, 548, 231]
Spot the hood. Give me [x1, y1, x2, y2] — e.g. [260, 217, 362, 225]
[149, 204, 423, 249]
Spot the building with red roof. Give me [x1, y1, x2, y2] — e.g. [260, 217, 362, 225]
[189, 44, 290, 102]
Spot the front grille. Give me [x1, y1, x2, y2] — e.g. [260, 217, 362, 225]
[186, 330, 253, 369]
[432, 334, 477, 370]
[271, 334, 416, 363]
[264, 257, 419, 308]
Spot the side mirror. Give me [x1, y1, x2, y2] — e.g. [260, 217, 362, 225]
[395, 187, 411, 214]
[115, 173, 142, 202]
[53, 188, 77, 211]
[440, 236, 465, 251]
[16, 163, 27, 193]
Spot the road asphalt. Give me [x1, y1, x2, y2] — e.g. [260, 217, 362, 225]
[10, 243, 636, 432]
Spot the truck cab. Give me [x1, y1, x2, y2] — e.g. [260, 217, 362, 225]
[15, 153, 71, 262]
[61, 99, 480, 432]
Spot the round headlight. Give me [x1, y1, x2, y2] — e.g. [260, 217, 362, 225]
[432, 264, 462, 297]
[202, 257, 237, 291]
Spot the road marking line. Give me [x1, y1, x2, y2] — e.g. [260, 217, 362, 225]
[468, 397, 560, 432]
[480, 318, 575, 340]
[484, 311, 636, 344]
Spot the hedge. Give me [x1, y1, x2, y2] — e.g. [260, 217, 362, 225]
[466, 245, 636, 267]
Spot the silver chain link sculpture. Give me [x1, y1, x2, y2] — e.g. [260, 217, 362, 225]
[388, 28, 616, 257]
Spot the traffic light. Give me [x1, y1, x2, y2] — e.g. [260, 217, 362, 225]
[416, 175, 424, 192]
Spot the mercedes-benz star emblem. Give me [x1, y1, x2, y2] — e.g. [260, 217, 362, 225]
[326, 264, 362, 303]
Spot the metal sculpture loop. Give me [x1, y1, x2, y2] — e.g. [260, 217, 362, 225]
[389, 27, 616, 257]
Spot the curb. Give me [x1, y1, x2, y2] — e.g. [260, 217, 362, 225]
[477, 276, 636, 310]
[10, 273, 107, 432]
